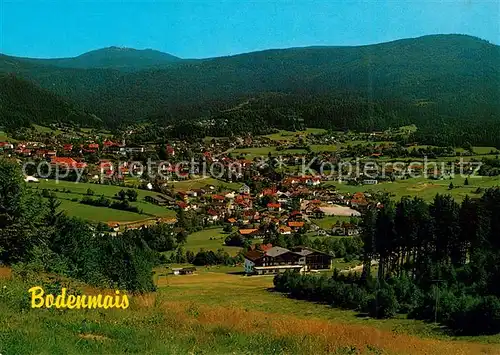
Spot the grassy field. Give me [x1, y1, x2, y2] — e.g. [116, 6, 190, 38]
[32, 124, 64, 135]
[184, 227, 243, 256]
[310, 144, 339, 152]
[183, 227, 263, 256]
[30, 177, 242, 223]
[31, 179, 176, 223]
[233, 146, 312, 158]
[0, 131, 8, 141]
[169, 177, 243, 192]
[310, 216, 355, 230]
[262, 128, 328, 141]
[326, 176, 500, 202]
[455, 147, 499, 155]
[2, 267, 499, 354]
[233, 146, 279, 157]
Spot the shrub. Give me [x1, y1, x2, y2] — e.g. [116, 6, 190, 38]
[368, 283, 399, 319]
[126, 189, 138, 202]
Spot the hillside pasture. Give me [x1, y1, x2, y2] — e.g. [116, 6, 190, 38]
[183, 227, 263, 256]
[327, 176, 500, 202]
[32, 124, 64, 135]
[310, 216, 355, 230]
[31, 179, 176, 222]
[183, 228, 244, 256]
[168, 177, 242, 192]
[2, 266, 500, 354]
[456, 146, 499, 155]
[262, 128, 328, 142]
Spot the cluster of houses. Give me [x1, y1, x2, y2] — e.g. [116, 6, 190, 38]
[147, 175, 368, 240]
[1, 126, 480, 187]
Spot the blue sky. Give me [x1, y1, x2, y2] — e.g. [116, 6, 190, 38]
[1, 0, 499, 58]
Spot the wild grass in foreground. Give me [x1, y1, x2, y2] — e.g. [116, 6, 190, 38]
[2, 268, 500, 354]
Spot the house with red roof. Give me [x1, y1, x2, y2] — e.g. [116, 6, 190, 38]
[250, 243, 273, 252]
[206, 209, 220, 222]
[85, 143, 100, 153]
[103, 140, 123, 153]
[0, 142, 14, 150]
[50, 157, 87, 169]
[99, 160, 113, 171]
[166, 145, 175, 156]
[177, 191, 188, 201]
[289, 211, 303, 220]
[35, 149, 57, 158]
[279, 225, 292, 235]
[267, 202, 281, 212]
[259, 187, 277, 197]
[288, 221, 305, 230]
[238, 228, 260, 237]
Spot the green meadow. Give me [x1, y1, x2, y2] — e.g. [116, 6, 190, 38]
[326, 176, 500, 202]
[310, 216, 356, 230]
[182, 227, 246, 256]
[169, 177, 243, 192]
[31, 179, 176, 223]
[182, 227, 265, 256]
[32, 124, 64, 135]
[28, 177, 244, 223]
[262, 128, 328, 141]
[2, 267, 499, 355]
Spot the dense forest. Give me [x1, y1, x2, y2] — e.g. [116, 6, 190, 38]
[274, 190, 500, 335]
[0, 75, 101, 129]
[0, 34, 499, 147]
[0, 158, 179, 292]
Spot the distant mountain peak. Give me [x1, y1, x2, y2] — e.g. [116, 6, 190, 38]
[77, 46, 180, 60]
[7, 46, 183, 71]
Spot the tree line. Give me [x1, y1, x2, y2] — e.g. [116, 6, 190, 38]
[275, 189, 500, 335]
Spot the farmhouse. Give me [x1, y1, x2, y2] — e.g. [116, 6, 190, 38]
[243, 246, 333, 275]
[0, 142, 14, 150]
[267, 202, 281, 212]
[244, 246, 305, 275]
[290, 246, 333, 270]
[279, 226, 292, 235]
[331, 221, 360, 236]
[238, 228, 261, 238]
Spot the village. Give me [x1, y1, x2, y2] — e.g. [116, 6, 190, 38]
[1, 124, 499, 275]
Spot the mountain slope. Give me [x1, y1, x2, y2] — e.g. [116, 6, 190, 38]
[0, 34, 498, 134]
[0, 74, 101, 129]
[11, 47, 182, 71]
[89, 34, 500, 123]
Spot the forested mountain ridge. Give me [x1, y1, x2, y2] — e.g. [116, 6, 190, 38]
[0, 74, 101, 129]
[0, 34, 498, 146]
